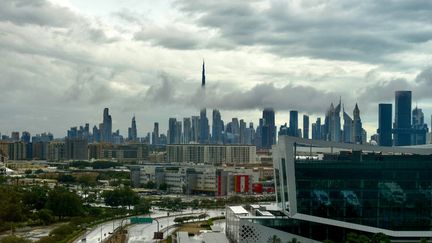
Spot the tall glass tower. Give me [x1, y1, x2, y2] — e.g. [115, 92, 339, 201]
[394, 91, 412, 146]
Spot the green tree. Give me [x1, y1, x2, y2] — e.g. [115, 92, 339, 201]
[371, 233, 390, 243]
[0, 235, 31, 243]
[102, 187, 139, 209]
[45, 186, 83, 219]
[143, 181, 156, 189]
[25, 169, 32, 175]
[57, 174, 76, 184]
[36, 209, 54, 225]
[0, 186, 25, 224]
[134, 198, 151, 215]
[159, 183, 168, 191]
[22, 186, 49, 210]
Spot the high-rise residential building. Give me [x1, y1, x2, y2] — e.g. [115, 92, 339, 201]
[378, 103, 392, 146]
[412, 107, 429, 145]
[101, 108, 112, 143]
[212, 109, 223, 144]
[289, 110, 299, 137]
[168, 118, 177, 144]
[128, 115, 138, 141]
[261, 108, 276, 149]
[394, 91, 412, 146]
[353, 103, 363, 144]
[303, 115, 309, 139]
[152, 122, 159, 145]
[343, 108, 353, 143]
[65, 138, 88, 161]
[183, 118, 191, 144]
[21, 131, 31, 143]
[191, 116, 200, 143]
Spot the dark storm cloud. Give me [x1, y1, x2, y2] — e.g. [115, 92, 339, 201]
[138, 73, 341, 114]
[174, 0, 432, 63]
[358, 67, 432, 103]
[0, 0, 78, 27]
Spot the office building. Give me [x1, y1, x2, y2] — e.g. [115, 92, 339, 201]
[128, 116, 138, 141]
[152, 122, 159, 145]
[412, 107, 429, 145]
[378, 104, 392, 146]
[394, 91, 412, 146]
[212, 109, 223, 144]
[168, 118, 177, 144]
[200, 109, 209, 144]
[343, 108, 353, 143]
[191, 116, 200, 143]
[312, 117, 322, 140]
[226, 136, 432, 243]
[289, 110, 298, 137]
[21, 131, 31, 143]
[324, 100, 342, 142]
[353, 103, 363, 144]
[101, 108, 112, 143]
[261, 108, 276, 149]
[183, 118, 191, 144]
[303, 115, 309, 139]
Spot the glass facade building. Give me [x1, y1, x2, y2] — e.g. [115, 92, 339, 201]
[272, 136, 432, 242]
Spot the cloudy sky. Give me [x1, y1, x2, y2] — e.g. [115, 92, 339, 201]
[1, 0, 432, 138]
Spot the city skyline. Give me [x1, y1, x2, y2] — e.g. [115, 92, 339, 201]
[1, 0, 432, 138]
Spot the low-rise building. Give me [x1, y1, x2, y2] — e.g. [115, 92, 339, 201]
[129, 164, 262, 196]
[167, 144, 256, 165]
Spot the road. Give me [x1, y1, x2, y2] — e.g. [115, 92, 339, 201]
[74, 208, 224, 243]
[127, 209, 225, 243]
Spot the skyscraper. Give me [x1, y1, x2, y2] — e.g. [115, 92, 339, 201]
[212, 109, 223, 144]
[102, 108, 112, 143]
[128, 115, 137, 141]
[378, 104, 392, 146]
[239, 119, 246, 144]
[312, 117, 322, 140]
[191, 116, 200, 143]
[303, 115, 309, 139]
[21, 131, 31, 143]
[353, 103, 363, 144]
[412, 107, 428, 145]
[183, 118, 191, 144]
[289, 110, 298, 137]
[324, 100, 342, 142]
[93, 125, 100, 143]
[394, 91, 412, 146]
[175, 121, 182, 144]
[152, 122, 159, 145]
[261, 108, 275, 149]
[199, 61, 209, 144]
[168, 118, 177, 144]
[343, 108, 353, 143]
[199, 109, 209, 144]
